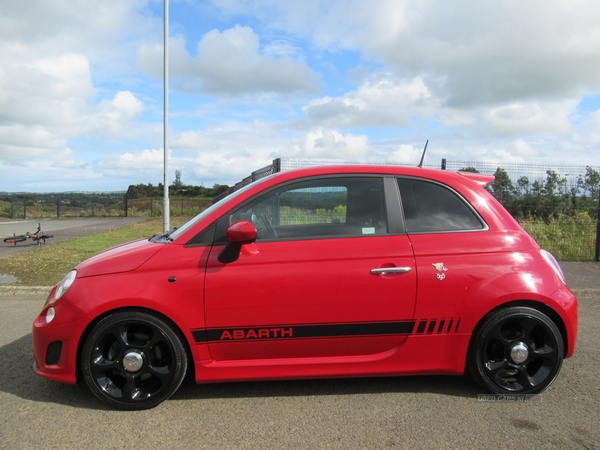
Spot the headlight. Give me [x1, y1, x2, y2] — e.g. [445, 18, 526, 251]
[53, 270, 77, 302]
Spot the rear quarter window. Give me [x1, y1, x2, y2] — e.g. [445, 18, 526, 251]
[397, 178, 485, 233]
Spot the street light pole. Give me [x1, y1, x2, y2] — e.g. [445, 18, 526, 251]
[163, 0, 170, 232]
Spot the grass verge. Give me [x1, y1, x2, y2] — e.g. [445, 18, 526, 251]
[520, 213, 597, 262]
[0, 217, 190, 287]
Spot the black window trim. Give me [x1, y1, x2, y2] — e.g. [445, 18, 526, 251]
[395, 175, 489, 234]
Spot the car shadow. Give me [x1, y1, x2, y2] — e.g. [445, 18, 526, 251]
[171, 371, 481, 403]
[0, 334, 102, 409]
[0, 334, 480, 410]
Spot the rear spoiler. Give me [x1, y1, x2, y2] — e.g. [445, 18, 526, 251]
[457, 172, 495, 187]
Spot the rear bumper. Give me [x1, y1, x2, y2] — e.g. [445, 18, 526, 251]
[554, 284, 578, 358]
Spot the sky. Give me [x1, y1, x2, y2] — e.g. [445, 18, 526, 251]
[1, 0, 600, 193]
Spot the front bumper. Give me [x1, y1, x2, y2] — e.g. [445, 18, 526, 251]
[32, 296, 88, 385]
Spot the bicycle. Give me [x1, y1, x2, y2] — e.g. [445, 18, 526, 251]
[3, 223, 54, 246]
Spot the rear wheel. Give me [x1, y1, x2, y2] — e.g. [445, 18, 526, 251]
[468, 306, 564, 394]
[81, 310, 187, 410]
[35, 234, 53, 245]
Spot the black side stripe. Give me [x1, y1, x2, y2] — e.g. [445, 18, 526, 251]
[192, 317, 462, 344]
[192, 321, 415, 343]
[414, 317, 461, 335]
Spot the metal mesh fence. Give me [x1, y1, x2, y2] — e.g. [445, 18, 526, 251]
[440, 160, 600, 190]
[220, 157, 599, 261]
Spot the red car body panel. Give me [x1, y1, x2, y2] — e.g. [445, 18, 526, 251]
[32, 165, 578, 390]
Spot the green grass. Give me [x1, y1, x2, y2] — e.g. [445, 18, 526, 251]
[519, 213, 597, 261]
[0, 217, 189, 286]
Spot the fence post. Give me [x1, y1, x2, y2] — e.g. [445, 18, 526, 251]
[57, 197, 61, 218]
[124, 198, 128, 217]
[23, 198, 27, 219]
[595, 193, 600, 262]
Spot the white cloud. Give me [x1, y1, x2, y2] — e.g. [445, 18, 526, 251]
[386, 144, 421, 165]
[137, 25, 320, 97]
[97, 148, 165, 172]
[283, 128, 372, 160]
[302, 74, 436, 128]
[483, 100, 577, 136]
[34, 53, 91, 79]
[171, 130, 219, 151]
[93, 91, 146, 134]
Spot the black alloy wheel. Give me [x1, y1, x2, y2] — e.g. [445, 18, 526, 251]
[81, 311, 187, 410]
[469, 306, 564, 394]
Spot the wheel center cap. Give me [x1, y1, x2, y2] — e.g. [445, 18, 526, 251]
[510, 342, 529, 364]
[123, 351, 144, 372]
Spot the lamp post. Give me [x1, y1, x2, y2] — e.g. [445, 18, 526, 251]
[163, 0, 170, 232]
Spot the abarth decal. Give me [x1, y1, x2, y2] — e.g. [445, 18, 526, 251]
[191, 321, 415, 344]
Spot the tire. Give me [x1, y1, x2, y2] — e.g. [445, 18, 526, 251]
[4, 235, 26, 243]
[468, 306, 564, 395]
[81, 310, 188, 410]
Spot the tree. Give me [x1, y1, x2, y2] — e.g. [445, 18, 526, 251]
[516, 176, 530, 196]
[543, 170, 567, 198]
[172, 170, 184, 192]
[579, 166, 600, 198]
[490, 168, 515, 203]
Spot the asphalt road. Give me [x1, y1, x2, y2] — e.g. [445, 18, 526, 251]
[0, 295, 598, 449]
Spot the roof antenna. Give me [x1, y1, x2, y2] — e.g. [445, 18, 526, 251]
[417, 140, 428, 168]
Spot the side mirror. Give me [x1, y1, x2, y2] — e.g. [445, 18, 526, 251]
[218, 220, 257, 263]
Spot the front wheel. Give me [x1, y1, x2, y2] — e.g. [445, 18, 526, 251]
[4, 235, 26, 243]
[468, 306, 564, 394]
[81, 310, 188, 410]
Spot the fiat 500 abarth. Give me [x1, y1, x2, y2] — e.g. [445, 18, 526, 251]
[33, 165, 578, 410]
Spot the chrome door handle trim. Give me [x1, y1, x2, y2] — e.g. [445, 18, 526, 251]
[370, 267, 412, 274]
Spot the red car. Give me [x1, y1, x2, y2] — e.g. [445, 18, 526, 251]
[32, 165, 578, 410]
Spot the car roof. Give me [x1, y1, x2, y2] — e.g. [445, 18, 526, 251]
[270, 164, 495, 187]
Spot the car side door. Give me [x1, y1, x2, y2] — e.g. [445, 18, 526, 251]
[202, 175, 417, 361]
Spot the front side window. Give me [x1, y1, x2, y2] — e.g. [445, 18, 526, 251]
[228, 177, 387, 240]
[398, 178, 485, 233]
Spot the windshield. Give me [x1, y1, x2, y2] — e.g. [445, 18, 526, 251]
[167, 175, 276, 241]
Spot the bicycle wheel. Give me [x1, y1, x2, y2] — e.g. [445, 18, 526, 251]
[4, 235, 27, 243]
